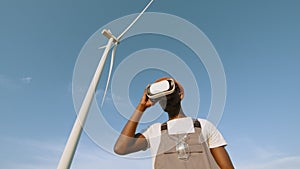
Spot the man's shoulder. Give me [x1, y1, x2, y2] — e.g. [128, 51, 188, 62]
[141, 122, 161, 133]
[196, 117, 208, 122]
[196, 118, 215, 126]
[148, 122, 162, 128]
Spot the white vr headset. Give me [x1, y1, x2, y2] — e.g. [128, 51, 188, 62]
[146, 79, 176, 101]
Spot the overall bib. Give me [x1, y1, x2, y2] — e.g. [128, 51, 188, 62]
[154, 120, 220, 169]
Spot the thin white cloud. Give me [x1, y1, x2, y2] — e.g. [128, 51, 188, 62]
[20, 76, 32, 84]
[0, 137, 62, 169]
[0, 135, 152, 169]
[95, 88, 109, 104]
[95, 88, 129, 109]
[0, 135, 151, 169]
[0, 74, 32, 90]
[0, 74, 19, 89]
[237, 155, 300, 169]
[231, 136, 299, 169]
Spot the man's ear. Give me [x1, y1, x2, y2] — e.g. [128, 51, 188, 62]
[179, 90, 184, 100]
[174, 79, 184, 100]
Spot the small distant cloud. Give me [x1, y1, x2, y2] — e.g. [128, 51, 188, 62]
[0, 136, 151, 169]
[238, 155, 300, 169]
[0, 74, 19, 89]
[0, 75, 33, 89]
[95, 89, 114, 105]
[232, 136, 300, 169]
[0, 136, 63, 169]
[20, 77, 32, 84]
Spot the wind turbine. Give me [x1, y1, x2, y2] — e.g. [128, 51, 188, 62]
[57, 1, 155, 169]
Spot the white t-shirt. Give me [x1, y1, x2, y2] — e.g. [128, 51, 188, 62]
[142, 117, 227, 169]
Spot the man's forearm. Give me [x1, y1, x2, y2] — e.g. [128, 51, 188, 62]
[210, 146, 235, 169]
[120, 107, 144, 137]
[114, 104, 146, 154]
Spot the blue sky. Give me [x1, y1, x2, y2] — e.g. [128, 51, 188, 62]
[1, 0, 300, 168]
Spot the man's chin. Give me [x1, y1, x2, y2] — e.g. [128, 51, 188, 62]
[163, 105, 180, 114]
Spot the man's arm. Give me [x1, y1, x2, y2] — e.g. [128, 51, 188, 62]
[210, 146, 235, 169]
[114, 89, 153, 155]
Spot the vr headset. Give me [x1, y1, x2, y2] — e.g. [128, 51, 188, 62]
[146, 79, 176, 102]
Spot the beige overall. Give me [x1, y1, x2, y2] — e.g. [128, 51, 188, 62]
[154, 120, 220, 169]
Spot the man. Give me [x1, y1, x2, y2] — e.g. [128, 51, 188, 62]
[114, 77, 234, 169]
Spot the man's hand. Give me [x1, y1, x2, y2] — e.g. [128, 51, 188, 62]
[136, 85, 155, 112]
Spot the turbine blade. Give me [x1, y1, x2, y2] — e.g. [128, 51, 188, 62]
[117, 0, 154, 41]
[101, 44, 117, 107]
[98, 45, 107, 49]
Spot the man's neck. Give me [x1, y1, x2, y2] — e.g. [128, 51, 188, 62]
[168, 108, 186, 120]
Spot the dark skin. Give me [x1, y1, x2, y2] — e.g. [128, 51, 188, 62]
[114, 78, 234, 169]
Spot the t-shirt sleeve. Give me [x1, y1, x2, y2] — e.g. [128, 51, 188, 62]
[140, 128, 150, 149]
[140, 123, 161, 150]
[199, 119, 227, 148]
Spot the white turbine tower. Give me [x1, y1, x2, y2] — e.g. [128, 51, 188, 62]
[57, 1, 155, 169]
